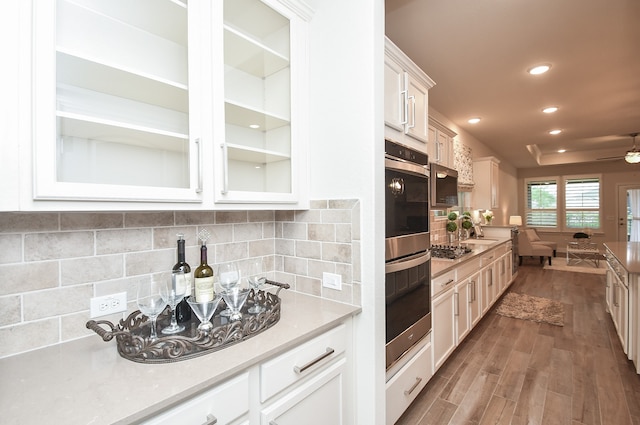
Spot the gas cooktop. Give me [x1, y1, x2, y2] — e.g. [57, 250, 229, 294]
[431, 244, 473, 260]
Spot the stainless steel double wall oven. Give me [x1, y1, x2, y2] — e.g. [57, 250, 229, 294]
[384, 140, 431, 370]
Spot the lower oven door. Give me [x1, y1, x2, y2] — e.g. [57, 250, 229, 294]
[385, 251, 431, 369]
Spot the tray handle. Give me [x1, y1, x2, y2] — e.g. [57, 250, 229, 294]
[86, 320, 117, 341]
[266, 279, 290, 296]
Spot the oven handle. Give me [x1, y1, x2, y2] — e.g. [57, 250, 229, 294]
[385, 157, 429, 178]
[386, 251, 430, 274]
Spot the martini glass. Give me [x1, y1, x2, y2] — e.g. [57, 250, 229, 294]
[136, 277, 165, 341]
[187, 294, 222, 332]
[221, 280, 250, 321]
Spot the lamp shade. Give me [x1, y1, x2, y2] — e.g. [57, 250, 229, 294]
[509, 216, 522, 226]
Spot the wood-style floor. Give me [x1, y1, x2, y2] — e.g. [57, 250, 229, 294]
[396, 261, 640, 425]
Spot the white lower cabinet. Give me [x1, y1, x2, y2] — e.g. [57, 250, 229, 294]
[386, 338, 432, 425]
[432, 286, 456, 371]
[142, 372, 250, 425]
[261, 358, 347, 425]
[141, 322, 352, 425]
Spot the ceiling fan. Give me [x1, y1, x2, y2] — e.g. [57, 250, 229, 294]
[597, 133, 640, 163]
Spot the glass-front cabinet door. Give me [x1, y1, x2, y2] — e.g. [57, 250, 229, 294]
[213, 0, 310, 204]
[32, 0, 205, 203]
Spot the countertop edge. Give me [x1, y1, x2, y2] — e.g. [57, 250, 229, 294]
[0, 291, 361, 425]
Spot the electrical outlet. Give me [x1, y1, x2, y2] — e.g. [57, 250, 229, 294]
[90, 292, 127, 318]
[433, 234, 439, 242]
[322, 272, 342, 290]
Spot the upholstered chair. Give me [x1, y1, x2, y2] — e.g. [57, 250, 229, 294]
[518, 230, 553, 266]
[524, 228, 557, 257]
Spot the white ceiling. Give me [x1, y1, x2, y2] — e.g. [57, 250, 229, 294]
[385, 0, 640, 169]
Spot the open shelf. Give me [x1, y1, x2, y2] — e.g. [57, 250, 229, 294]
[57, 0, 188, 88]
[225, 101, 289, 133]
[57, 83, 189, 139]
[224, 26, 289, 78]
[57, 116, 188, 153]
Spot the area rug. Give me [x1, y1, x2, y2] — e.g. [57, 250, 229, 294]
[496, 292, 564, 326]
[543, 261, 606, 275]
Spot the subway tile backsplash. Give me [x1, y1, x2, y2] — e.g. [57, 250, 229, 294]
[0, 199, 361, 358]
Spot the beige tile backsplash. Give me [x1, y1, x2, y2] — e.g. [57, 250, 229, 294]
[0, 199, 361, 358]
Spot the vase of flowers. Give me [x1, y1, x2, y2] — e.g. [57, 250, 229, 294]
[446, 212, 458, 243]
[483, 210, 494, 225]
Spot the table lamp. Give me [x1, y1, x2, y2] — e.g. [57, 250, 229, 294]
[509, 216, 522, 230]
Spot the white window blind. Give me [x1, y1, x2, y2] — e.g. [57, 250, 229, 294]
[526, 179, 557, 227]
[565, 177, 600, 229]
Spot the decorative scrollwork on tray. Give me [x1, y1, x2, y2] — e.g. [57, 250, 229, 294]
[86, 281, 289, 363]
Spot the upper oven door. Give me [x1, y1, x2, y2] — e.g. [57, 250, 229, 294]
[385, 158, 430, 241]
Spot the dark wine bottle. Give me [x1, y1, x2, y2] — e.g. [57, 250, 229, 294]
[194, 242, 215, 302]
[174, 234, 192, 323]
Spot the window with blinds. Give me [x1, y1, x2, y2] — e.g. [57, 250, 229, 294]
[565, 177, 600, 229]
[525, 179, 558, 227]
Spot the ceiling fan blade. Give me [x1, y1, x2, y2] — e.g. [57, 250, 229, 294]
[597, 155, 624, 161]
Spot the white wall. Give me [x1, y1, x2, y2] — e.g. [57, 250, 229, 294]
[308, 0, 386, 423]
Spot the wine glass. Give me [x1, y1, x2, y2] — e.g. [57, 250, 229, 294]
[217, 262, 239, 316]
[187, 294, 222, 332]
[160, 270, 187, 335]
[136, 277, 166, 341]
[221, 280, 251, 321]
[247, 258, 267, 314]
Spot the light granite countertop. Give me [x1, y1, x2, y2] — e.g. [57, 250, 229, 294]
[431, 237, 512, 278]
[603, 241, 640, 274]
[0, 291, 361, 425]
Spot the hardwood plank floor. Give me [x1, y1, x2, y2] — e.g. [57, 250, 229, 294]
[396, 262, 640, 425]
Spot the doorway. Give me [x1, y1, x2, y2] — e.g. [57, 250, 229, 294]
[617, 184, 640, 242]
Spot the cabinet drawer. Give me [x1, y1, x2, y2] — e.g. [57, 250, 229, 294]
[456, 257, 481, 281]
[480, 249, 498, 266]
[260, 324, 347, 402]
[385, 339, 432, 425]
[432, 269, 456, 297]
[142, 372, 249, 425]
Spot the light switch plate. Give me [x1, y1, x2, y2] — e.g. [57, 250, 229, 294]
[322, 272, 342, 290]
[90, 292, 127, 318]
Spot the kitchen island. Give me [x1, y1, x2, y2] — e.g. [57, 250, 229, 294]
[603, 242, 640, 374]
[0, 291, 360, 424]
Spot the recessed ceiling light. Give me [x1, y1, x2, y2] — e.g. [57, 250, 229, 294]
[528, 64, 551, 75]
[549, 129, 562, 135]
[557, 149, 566, 153]
[542, 106, 558, 114]
[249, 124, 260, 129]
[468, 117, 481, 124]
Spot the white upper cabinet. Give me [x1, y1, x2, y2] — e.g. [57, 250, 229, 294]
[213, 0, 310, 205]
[13, 0, 311, 211]
[428, 118, 456, 168]
[32, 0, 203, 204]
[384, 37, 435, 154]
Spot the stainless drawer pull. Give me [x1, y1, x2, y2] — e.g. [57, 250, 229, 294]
[441, 278, 454, 287]
[202, 414, 217, 425]
[404, 377, 423, 396]
[294, 347, 335, 374]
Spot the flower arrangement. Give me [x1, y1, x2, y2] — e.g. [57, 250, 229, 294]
[483, 210, 494, 224]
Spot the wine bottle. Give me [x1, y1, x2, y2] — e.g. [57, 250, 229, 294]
[194, 242, 215, 302]
[174, 234, 192, 323]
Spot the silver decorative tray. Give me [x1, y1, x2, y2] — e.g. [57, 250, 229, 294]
[86, 280, 289, 363]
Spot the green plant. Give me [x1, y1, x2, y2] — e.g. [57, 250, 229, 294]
[446, 221, 458, 233]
